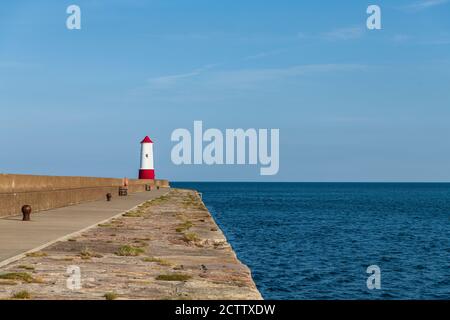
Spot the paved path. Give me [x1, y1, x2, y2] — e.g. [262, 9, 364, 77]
[0, 190, 169, 266]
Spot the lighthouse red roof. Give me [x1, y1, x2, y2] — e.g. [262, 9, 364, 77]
[141, 136, 153, 144]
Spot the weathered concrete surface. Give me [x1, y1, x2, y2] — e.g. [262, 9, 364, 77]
[0, 189, 170, 265]
[0, 189, 262, 300]
[0, 173, 169, 217]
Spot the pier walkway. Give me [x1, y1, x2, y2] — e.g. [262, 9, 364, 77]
[0, 189, 169, 267]
[0, 189, 261, 299]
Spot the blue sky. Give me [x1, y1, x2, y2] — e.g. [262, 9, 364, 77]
[0, 0, 449, 181]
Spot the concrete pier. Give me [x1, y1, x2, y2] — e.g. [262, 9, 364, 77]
[0, 189, 262, 300]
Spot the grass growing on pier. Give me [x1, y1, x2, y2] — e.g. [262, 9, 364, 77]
[11, 290, 31, 300]
[156, 273, 192, 282]
[0, 272, 42, 283]
[183, 232, 200, 243]
[147, 195, 170, 207]
[98, 223, 114, 228]
[26, 251, 47, 258]
[104, 292, 118, 300]
[18, 265, 35, 271]
[176, 221, 193, 233]
[79, 247, 103, 260]
[142, 257, 173, 266]
[180, 192, 207, 211]
[115, 245, 145, 256]
[99, 219, 125, 228]
[123, 210, 145, 218]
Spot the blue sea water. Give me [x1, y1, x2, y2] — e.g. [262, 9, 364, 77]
[172, 182, 450, 300]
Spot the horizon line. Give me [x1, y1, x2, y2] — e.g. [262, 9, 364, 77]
[171, 181, 450, 184]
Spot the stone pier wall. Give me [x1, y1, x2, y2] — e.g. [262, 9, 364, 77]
[0, 174, 169, 217]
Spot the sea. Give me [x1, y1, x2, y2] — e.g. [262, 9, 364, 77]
[172, 182, 450, 300]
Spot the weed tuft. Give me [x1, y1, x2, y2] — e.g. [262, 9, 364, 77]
[12, 290, 31, 299]
[115, 245, 145, 256]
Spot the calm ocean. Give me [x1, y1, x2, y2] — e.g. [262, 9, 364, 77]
[172, 182, 450, 300]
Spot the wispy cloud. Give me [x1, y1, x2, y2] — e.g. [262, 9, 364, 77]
[144, 33, 211, 41]
[403, 0, 449, 11]
[145, 59, 360, 91]
[146, 64, 219, 89]
[321, 26, 365, 41]
[147, 71, 200, 87]
[390, 33, 450, 45]
[210, 64, 370, 87]
[243, 49, 286, 61]
[295, 27, 366, 42]
[133, 63, 370, 100]
[163, 64, 368, 86]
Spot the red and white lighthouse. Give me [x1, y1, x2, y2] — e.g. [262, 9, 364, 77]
[138, 136, 155, 180]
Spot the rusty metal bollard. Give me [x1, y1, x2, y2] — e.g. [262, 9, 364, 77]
[22, 205, 32, 221]
[106, 193, 112, 201]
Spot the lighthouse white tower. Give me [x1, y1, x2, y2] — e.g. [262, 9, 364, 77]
[139, 136, 155, 180]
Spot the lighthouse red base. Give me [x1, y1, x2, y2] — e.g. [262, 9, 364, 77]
[139, 169, 155, 180]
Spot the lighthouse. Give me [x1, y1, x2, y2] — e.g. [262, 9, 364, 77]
[138, 136, 155, 180]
